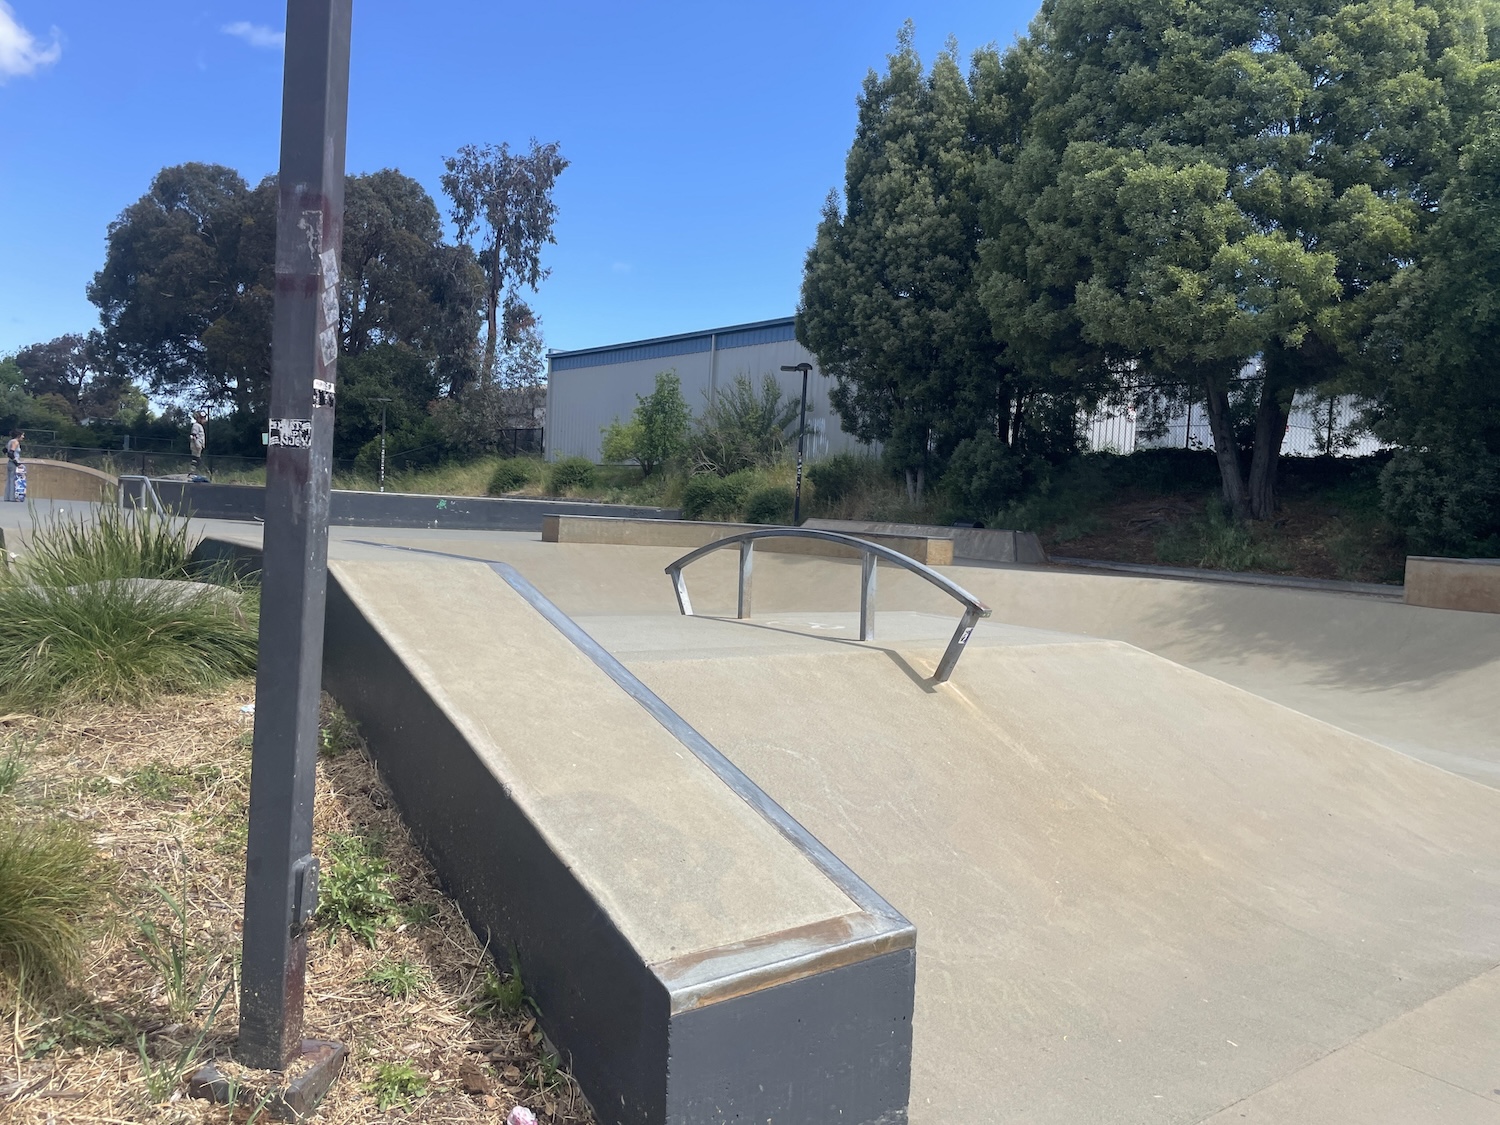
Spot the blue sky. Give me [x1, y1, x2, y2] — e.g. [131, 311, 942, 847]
[0, 0, 1035, 357]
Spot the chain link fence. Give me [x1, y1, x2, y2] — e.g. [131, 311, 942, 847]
[1084, 390, 1386, 458]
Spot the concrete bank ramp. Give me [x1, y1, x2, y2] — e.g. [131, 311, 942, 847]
[320, 558, 915, 1125]
[594, 612, 1500, 1125]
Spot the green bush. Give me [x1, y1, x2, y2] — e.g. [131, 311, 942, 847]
[806, 452, 884, 506]
[0, 818, 110, 994]
[680, 471, 755, 521]
[486, 458, 536, 495]
[0, 580, 258, 709]
[688, 374, 799, 475]
[744, 485, 796, 525]
[546, 456, 598, 495]
[943, 435, 1023, 520]
[1381, 444, 1500, 557]
[1155, 500, 1286, 572]
[20, 505, 195, 587]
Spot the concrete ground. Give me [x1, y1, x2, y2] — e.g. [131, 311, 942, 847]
[9, 504, 1500, 1123]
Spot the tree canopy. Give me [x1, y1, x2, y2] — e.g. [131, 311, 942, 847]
[801, 4, 1500, 531]
[441, 140, 568, 382]
[88, 163, 488, 460]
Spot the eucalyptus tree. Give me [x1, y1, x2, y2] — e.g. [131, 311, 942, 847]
[441, 140, 568, 381]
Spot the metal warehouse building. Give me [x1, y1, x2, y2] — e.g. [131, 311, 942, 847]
[543, 317, 867, 463]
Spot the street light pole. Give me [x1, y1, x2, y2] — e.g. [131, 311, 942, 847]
[781, 362, 813, 525]
[375, 397, 392, 492]
[238, 0, 351, 1077]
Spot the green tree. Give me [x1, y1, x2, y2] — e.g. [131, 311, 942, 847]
[441, 141, 568, 382]
[997, 0, 1486, 519]
[11, 333, 132, 423]
[1368, 124, 1500, 553]
[799, 29, 1013, 501]
[602, 372, 690, 477]
[340, 169, 485, 394]
[89, 164, 274, 416]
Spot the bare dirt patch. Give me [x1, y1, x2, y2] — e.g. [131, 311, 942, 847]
[1, 685, 594, 1124]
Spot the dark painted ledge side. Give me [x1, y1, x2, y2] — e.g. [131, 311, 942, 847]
[130, 478, 678, 530]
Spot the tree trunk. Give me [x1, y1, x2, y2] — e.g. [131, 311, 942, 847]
[1246, 372, 1293, 521]
[1200, 373, 1251, 522]
[482, 244, 502, 380]
[904, 466, 925, 504]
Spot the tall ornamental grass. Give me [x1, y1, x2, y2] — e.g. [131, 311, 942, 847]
[0, 819, 110, 996]
[18, 504, 195, 587]
[0, 580, 258, 709]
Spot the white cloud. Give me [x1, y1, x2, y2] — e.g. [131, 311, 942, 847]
[0, 2, 61, 81]
[222, 21, 284, 50]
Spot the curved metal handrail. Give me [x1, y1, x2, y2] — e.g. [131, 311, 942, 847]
[664, 528, 991, 683]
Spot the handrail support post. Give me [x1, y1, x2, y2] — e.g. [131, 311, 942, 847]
[669, 567, 694, 616]
[859, 550, 877, 641]
[934, 606, 982, 684]
[737, 539, 754, 620]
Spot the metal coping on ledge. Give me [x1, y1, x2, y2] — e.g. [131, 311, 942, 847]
[346, 539, 915, 1007]
[663, 527, 993, 684]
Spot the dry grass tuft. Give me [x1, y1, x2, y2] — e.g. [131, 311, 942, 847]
[0, 685, 594, 1124]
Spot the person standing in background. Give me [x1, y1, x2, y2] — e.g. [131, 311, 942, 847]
[189, 411, 206, 469]
[6, 431, 23, 502]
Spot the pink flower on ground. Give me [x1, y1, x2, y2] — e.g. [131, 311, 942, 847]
[507, 1107, 538, 1125]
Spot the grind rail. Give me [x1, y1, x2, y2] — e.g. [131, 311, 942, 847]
[664, 528, 992, 683]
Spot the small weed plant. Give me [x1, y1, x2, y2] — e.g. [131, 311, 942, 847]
[472, 948, 533, 1018]
[317, 832, 399, 947]
[132, 880, 223, 1021]
[362, 957, 429, 1000]
[366, 1061, 430, 1111]
[135, 981, 231, 1104]
[0, 751, 25, 796]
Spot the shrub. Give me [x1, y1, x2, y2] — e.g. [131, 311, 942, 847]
[744, 485, 796, 525]
[0, 818, 110, 994]
[546, 456, 598, 495]
[680, 471, 754, 521]
[486, 458, 536, 495]
[0, 580, 258, 709]
[1381, 444, 1500, 557]
[943, 435, 1023, 520]
[20, 505, 194, 587]
[806, 452, 884, 506]
[600, 417, 643, 465]
[688, 374, 799, 475]
[632, 372, 692, 475]
[1155, 500, 1286, 572]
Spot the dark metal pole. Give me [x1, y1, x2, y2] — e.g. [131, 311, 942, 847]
[238, 0, 351, 1070]
[375, 397, 391, 492]
[783, 362, 812, 525]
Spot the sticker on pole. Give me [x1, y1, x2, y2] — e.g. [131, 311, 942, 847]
[268, 418, 314, 448]
[312, 379, 336, 408]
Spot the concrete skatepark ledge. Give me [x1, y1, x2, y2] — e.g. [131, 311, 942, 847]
[188, 520, 1500, 1125]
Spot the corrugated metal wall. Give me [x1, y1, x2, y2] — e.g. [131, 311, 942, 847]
[544, 321, 870, 463]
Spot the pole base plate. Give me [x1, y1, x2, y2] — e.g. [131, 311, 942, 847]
[189, 1038, 347, 1121]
